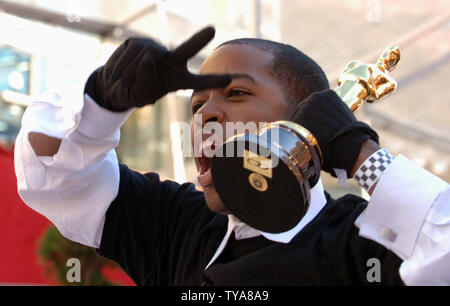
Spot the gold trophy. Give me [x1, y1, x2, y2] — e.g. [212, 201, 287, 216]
[211, 46, 401, 234]
[335, 45, 401, 111]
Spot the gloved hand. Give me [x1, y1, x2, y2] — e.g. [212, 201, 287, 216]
[288, 89, 379, 177]
[84, 26, 231, 112]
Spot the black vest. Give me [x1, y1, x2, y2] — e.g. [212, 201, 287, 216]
[97, 164, 403, 285]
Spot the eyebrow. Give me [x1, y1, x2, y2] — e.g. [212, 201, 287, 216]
[191, 73, 256, 100]
[228, 73, 256, 83]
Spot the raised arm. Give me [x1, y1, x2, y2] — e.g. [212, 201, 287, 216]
[14, 27, 231, 248]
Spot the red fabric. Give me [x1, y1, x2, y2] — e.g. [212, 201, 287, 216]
[0, 146, 51, 284]
[0, 146, 134, 285]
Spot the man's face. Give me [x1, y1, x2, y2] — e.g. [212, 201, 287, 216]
[190, 44, 291, 214]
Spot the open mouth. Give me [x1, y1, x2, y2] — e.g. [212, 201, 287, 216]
[197, 143, 216, 187]
[197, 156, 213, 187]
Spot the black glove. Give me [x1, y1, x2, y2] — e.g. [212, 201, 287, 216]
[288, 89, 379, 177]
[84, 27, 231, 112]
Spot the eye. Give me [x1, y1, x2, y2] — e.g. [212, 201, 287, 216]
[228, 89, 250, 97]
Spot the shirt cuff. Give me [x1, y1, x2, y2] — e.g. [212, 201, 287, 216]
[359, 155, 447, 259]
[398, 186, 450, 285]
[77, 94, 133, 140]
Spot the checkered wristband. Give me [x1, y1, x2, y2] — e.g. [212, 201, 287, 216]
[354, 148, 394, 191]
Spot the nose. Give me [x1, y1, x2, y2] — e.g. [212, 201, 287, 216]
[198, 92, 225, 127]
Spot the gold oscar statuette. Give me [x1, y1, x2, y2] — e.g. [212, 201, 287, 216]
[334, 45, 401, 112]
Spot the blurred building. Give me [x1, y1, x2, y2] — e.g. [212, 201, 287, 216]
[1, 0, 448, 186]
[277, 0, 450, 194]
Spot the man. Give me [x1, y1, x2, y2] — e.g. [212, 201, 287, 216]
[15, 27, 449, 285]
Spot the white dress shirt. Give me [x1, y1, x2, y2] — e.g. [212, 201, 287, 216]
[15, 89, 450, 285]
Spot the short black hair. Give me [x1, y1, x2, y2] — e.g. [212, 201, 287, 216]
[217, 38, 329, 106]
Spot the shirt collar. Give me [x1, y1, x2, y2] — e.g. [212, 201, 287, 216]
[205, 178, 327, 269]
[232, 178, 327, 243]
